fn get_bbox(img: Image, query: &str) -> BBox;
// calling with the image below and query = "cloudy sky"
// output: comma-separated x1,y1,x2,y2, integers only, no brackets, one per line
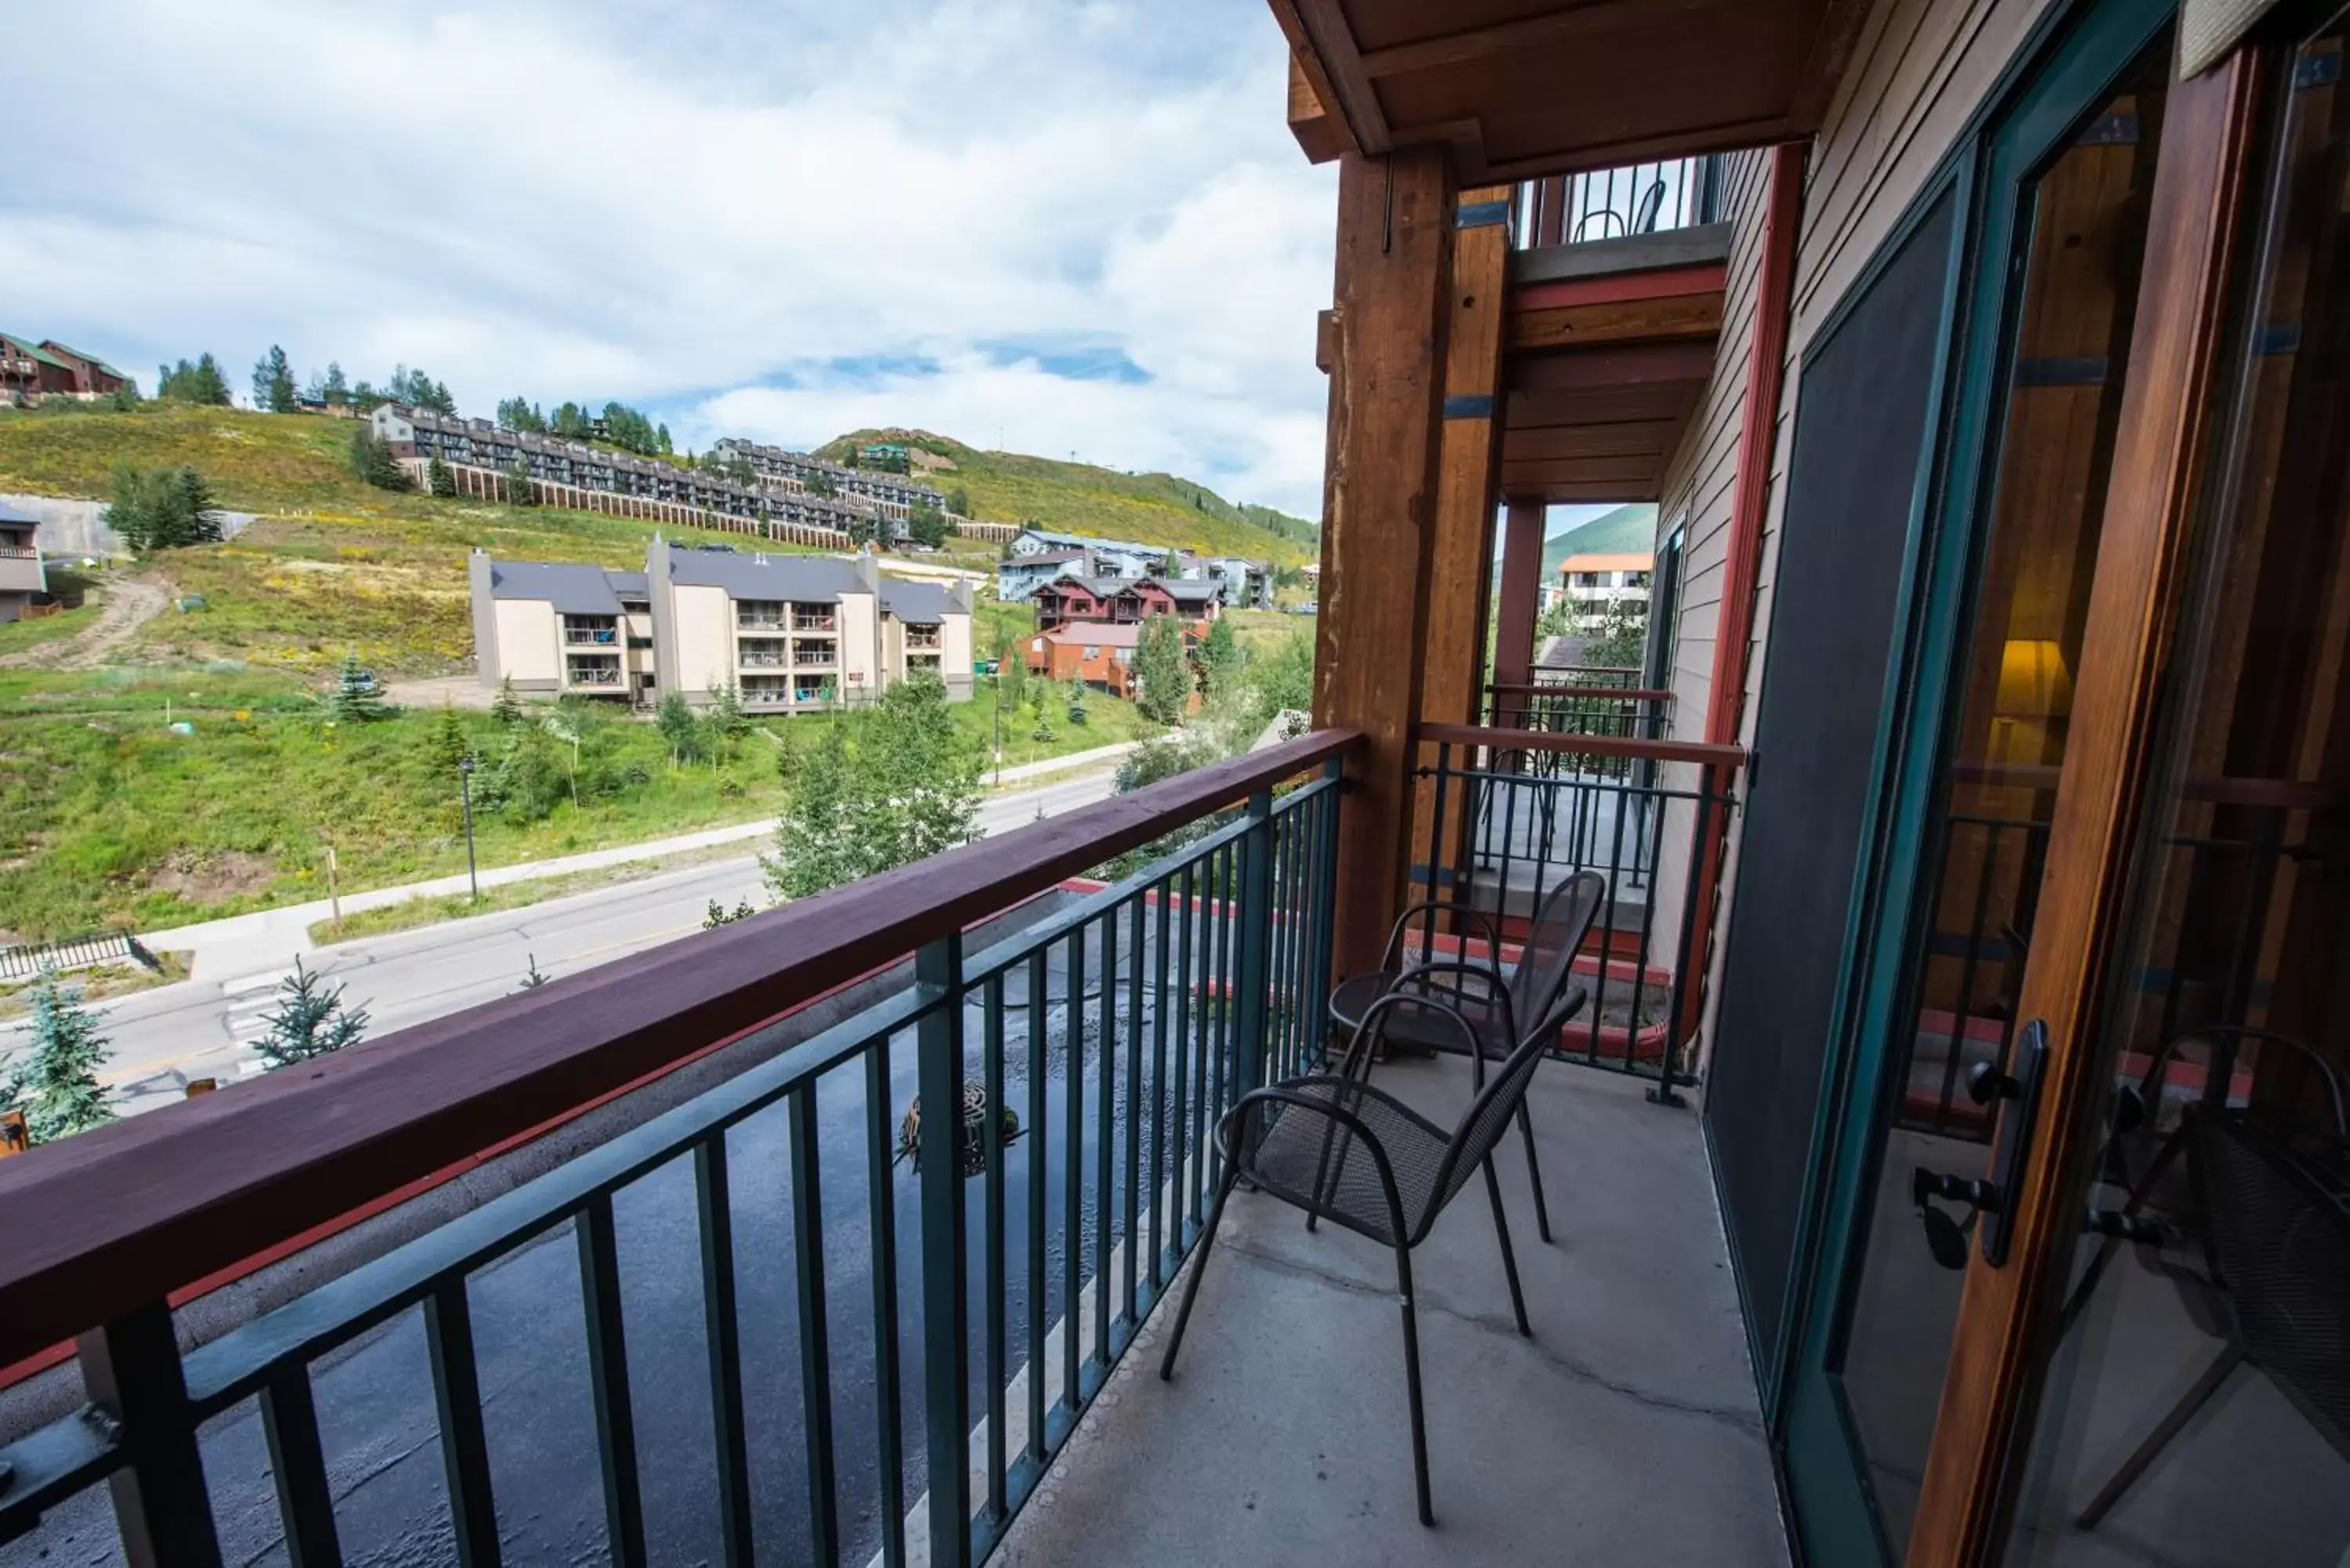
6,0,1346,516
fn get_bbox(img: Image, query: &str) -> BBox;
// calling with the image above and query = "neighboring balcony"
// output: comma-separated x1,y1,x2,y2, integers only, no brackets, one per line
0,548,44,594
905,628,942,651
0,726,1767,1568
561,616,619,648
563,656,623,688
738,638,790,670
794,639,838,669
792,606,837,634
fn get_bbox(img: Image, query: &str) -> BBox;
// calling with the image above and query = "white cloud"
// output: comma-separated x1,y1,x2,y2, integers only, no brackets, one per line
3,0,1337,514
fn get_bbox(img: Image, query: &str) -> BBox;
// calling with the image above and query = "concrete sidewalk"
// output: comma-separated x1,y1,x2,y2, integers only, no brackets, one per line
139,739,1147,983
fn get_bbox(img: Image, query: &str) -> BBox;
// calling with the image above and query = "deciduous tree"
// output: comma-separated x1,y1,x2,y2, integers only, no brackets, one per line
252,345,297,412
1135,614,1189,725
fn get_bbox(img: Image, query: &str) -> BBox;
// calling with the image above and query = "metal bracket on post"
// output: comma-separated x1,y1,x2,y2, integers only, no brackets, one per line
78,1302,223,1568
914,932,972,1568
1232,788,1278,1107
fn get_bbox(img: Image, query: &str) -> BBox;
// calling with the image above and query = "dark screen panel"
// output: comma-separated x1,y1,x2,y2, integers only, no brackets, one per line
1705,188,1958,1378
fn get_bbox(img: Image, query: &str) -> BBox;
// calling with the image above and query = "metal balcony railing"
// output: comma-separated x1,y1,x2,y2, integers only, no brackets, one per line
563,625,618,646
565,663,623,687
1517,154,1725,247
1410,724,1742,1086
0,732,1356,1568
0,544,39,561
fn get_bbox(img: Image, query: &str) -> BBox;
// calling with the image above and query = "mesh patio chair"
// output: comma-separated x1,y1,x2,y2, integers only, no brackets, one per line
2076,1107,2350,1527
1159,987,1585,1526
2059,1025,2346,1340
1325,870,1608,1243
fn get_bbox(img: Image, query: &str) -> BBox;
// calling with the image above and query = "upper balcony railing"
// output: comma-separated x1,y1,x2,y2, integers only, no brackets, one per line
0,731,1357,1568
1516,154,1725,249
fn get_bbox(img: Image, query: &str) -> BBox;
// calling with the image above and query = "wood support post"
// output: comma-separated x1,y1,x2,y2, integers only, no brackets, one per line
1492,497,1548,689
1311,145,1456,981
1413,182,1514,895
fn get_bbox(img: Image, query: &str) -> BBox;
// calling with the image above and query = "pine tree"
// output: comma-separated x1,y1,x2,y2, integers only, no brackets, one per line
518,954,551,991
254,958,369,1068
4,971,114,1143
252,345,297,412
322,361,349,406
656,690,706,765
710,682,748,752
1199,616,1239,701
429,702,472,771
107,462,222,551
348,426,412,491
1135,614,1189,725
492,674,523,724
327,654,386,722
428,455,456,497
1066,680,1090,726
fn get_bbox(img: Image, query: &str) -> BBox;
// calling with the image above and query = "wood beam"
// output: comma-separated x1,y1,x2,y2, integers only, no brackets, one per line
1312,145,1455,980
1416,183,1517,885
1289,53,1352,164
1510,262,1728,313
1271,0,1390,154
1491,497,1547,690
1507,341,1717,392
1507,292,1724,354
1510,482,1665,503
1499,454,1665,486
1358,0,1697,80
1504,385,1694,428
1501,420,1680,461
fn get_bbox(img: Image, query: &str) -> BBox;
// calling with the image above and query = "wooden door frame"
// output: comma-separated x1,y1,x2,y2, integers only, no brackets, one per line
1904,42,2266,1568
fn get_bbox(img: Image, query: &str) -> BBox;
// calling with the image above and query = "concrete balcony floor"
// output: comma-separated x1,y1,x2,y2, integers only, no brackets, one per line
990,1057,1786,1567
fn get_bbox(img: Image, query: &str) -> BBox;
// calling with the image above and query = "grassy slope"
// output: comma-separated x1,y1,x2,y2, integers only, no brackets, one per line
1538,503,1658,580
0,404,1173,940
817,428,1318,567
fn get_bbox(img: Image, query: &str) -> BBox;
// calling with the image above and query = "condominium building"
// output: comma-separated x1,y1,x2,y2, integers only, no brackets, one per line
1000,529,1271,609
0,507,47,623
1032,574,1224,631
708,438,945,522
1556,551,1653,632
468,540,973,713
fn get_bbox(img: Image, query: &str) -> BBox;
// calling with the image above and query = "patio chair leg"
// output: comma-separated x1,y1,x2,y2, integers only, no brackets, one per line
2075,1343,2243,1528
1517,1102,1553,1244
1392,1242,1434,1527
1484,1158,1531,1337
1159,1165,1240,1382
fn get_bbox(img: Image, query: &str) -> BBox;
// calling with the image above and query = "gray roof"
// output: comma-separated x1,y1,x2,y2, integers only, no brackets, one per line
880,580,954,625
604,571,649,598
487,560,624,615
0,505,40,526
662,544,868,602
1154,579,1224,603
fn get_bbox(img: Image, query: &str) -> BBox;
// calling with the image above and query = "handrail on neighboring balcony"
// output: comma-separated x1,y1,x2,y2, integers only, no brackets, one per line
0,727,1363,1368
1486,681,1674,703
1420,721,1743,770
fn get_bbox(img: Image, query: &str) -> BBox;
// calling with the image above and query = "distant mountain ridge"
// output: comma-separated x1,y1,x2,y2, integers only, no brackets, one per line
817,428,1318,566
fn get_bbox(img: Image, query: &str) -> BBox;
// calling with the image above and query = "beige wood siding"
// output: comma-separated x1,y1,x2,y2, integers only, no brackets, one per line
671,584,734,701
492,599,559,685
1643,0,2061,1044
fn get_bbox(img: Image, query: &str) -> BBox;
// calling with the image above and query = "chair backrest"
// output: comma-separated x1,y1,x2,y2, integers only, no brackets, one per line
1632,178,1668,234
1507,871,1606,1047
2120,1026,2348,1186
2192,1111,2350,1463
1419,988,1584,1241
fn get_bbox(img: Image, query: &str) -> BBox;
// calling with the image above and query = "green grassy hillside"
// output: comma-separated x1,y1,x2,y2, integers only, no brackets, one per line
1539,503,1657,579
817,428,1318,566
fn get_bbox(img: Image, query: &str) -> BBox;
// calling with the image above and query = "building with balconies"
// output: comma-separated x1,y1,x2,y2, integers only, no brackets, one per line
465,557,655,703
9,9,2350,1568
0,506,47,623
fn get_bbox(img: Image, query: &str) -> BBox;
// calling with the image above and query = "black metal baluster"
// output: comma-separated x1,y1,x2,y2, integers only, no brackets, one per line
1123,895,1145,1327
79,1302,223,1568
1188,860,1214,1227
982,975,1008,1523
1170,864,1195,1240
788,1085,839,1563
1025,951,1048,1466
914,938,973,1568
577,1193,646,1568
866,1037,908,1568
1094,912,1116,1365
261,1365,342,1568
695,1133,755,1568
1148,877,1172,1286
424,1280,501,1568
1062,927,1086,1412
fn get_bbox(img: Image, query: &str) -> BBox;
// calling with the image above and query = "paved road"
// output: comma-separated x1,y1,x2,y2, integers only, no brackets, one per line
2,771,1122,1116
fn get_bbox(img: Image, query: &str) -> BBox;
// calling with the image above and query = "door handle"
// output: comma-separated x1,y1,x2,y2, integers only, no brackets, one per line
1910,1019,2050,1269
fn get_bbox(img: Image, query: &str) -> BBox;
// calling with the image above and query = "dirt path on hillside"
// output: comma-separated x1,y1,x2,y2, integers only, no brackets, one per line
0,573,172,670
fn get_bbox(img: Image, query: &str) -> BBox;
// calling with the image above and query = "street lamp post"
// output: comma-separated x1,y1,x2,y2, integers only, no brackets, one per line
457,756,479,901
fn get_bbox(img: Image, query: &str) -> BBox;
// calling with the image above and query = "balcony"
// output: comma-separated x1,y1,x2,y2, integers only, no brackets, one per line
564,658,623,688
793,605,838,634
0,727,1759,1567
562,620,619,648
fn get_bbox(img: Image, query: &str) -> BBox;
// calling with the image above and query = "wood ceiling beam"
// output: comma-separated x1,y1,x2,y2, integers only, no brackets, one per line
1271,0,1390,154
1504,479,1665,504
1499,454,1664,486
1507,341,1716,392
1503,387,1694,428
1507,292,1723,354
1358,0,1705,80
1473,114,1793,182
1288,54,1353,164
1500,421,1681,461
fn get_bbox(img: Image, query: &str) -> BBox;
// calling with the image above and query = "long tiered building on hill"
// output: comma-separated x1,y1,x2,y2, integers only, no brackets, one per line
371,407,1018,548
